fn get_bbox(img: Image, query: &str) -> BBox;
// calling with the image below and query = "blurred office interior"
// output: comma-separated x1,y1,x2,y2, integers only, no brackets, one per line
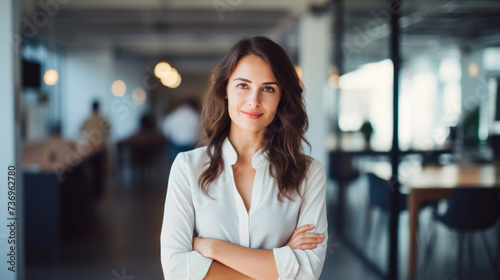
1,0,500,279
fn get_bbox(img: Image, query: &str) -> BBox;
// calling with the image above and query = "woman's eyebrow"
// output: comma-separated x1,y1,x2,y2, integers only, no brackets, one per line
233,77,277,85
262,82,278,85
233,77,251,83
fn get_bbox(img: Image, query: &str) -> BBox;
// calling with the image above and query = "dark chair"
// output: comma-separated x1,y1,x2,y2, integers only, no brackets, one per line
363,173,408,252
367,172,407,213
129,142,166,181
422,188,500,279
330,151,359,235
364,173,435,255
117,132,166,183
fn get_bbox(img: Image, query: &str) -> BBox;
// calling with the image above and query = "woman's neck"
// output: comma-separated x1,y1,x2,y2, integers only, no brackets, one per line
228,126,264,164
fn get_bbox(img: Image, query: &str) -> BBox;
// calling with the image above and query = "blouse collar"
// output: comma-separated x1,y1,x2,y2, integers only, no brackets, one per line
222,137,268,168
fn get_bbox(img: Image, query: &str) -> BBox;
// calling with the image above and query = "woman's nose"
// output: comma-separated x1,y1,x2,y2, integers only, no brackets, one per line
247,89,261,107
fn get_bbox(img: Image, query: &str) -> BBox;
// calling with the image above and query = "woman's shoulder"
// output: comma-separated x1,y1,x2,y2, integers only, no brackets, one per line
304,155,326,179
175,146,209,166
173,146,214,174
304,155,324,170
289,155,327,198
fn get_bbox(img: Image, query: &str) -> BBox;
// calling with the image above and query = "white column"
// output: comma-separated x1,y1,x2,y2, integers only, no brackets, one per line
299,12,331,168
0,0,21,279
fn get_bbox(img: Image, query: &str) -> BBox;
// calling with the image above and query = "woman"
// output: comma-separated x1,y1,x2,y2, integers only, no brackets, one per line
160,36,328,280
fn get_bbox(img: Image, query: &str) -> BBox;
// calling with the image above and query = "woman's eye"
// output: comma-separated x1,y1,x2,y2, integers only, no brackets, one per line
237,84,248,89
263,87,275,93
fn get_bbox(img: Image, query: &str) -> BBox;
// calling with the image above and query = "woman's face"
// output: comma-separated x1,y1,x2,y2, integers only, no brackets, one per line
225,54,282,134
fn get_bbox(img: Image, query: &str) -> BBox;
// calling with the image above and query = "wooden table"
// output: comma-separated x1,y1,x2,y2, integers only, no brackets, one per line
361,162,500,277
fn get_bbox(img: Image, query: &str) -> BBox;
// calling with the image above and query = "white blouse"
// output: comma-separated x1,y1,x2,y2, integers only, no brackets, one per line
160,137,328,280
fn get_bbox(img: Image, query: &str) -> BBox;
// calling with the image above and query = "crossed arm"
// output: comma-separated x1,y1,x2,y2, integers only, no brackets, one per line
204,261,254,280
161,155,328,280
196,240,277,280
192,224,324,280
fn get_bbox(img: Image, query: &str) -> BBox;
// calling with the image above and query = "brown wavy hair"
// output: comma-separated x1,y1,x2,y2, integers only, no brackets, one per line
198,36,311,201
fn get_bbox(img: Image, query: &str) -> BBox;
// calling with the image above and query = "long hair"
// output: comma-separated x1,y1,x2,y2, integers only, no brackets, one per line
198,36,311,201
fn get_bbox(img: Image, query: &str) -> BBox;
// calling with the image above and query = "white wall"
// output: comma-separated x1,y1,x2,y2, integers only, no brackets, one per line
110,58,148,140
62,47,114,139
62,47,146,142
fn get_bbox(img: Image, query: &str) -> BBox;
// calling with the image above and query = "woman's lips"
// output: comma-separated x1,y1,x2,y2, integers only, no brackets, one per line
241,111,263,119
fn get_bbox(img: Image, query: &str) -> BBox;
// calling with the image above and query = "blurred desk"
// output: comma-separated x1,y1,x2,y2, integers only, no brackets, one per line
328,149,452,236
328,148,454,182
22,136,106,250
22,136,78,172
362,162,500,277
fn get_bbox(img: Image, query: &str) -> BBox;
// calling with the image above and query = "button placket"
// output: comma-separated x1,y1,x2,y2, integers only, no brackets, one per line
229,164,250,247
222,137,268,248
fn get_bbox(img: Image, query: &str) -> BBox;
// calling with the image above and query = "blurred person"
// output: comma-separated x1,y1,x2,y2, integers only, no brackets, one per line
127,114,166,145
121,114,167,181
80,100,112,182
80,100,111,151
160,37,328,279
360,120,374,150
161,99,201,162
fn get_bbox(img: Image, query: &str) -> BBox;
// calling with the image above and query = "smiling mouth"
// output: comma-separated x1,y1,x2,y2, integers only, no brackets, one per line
241,111,263,119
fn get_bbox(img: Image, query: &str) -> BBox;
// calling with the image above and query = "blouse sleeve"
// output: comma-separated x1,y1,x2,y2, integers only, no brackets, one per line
272,159,329,280
160,153,214,280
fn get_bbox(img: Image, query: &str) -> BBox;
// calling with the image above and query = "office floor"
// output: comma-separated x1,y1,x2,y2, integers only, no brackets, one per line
26,165,499,280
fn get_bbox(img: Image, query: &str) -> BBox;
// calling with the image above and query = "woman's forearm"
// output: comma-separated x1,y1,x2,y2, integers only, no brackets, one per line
207,240,279,280
204,261,254,280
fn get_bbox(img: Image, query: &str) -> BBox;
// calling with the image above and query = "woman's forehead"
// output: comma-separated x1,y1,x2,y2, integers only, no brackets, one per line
229,54,276,83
